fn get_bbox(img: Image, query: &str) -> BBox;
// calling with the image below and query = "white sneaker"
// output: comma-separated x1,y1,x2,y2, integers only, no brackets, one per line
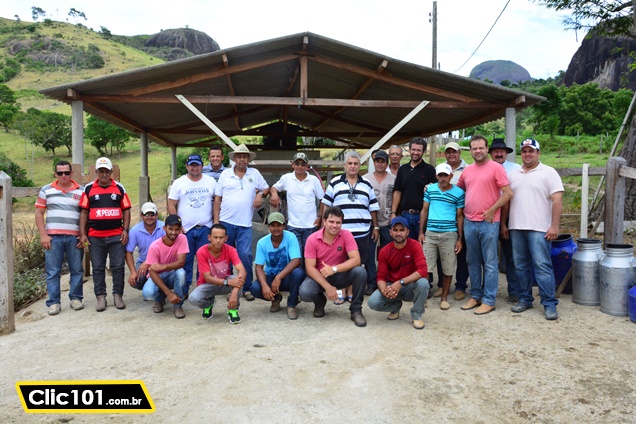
70,299,84,311
48,304,61,315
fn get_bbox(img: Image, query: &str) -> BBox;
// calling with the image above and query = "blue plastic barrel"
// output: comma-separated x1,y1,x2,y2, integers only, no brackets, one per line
551,234,577,294
629,285,636,323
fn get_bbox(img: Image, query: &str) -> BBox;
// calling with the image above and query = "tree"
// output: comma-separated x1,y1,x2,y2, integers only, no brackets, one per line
99,26,112,39
530,84,563,138
0,84,20,132
31,7,46,22
85,115,132,156
14,108,72,156
67,8,87,23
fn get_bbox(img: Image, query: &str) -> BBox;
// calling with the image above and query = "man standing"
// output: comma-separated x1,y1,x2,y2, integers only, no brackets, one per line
321,150,379,265
489,138,522,304
368,216,430,329
269,152,324,256
79,157,131,312
363,150,395,294
456,135,512,315
508,139,564,320
299,206,368,327
202,145,227,181
168,154,216,297
388,145,403,176
391,137,437,239
214,144,269,301
250,212,305,320
35,160,84,315
146,214,189,319
418,163,464,310
189,224,247,324
125,202,165,299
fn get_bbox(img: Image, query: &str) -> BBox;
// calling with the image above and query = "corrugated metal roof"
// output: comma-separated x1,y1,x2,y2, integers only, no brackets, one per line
40,32,543,148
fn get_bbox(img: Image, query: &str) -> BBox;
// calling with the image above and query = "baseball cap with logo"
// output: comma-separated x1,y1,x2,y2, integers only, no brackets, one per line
435,163,453,175
267,212,286,225
520,139,540,150
444,142,461,152
292,152,309,163
164,214,182,227
95,157,112,170
141,202,158,215
187,154,203,165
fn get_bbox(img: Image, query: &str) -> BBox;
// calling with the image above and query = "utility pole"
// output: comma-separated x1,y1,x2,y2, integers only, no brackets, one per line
430,1,437,69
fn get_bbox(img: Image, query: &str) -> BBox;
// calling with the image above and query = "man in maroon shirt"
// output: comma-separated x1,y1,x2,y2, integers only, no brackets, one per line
368,216,430,329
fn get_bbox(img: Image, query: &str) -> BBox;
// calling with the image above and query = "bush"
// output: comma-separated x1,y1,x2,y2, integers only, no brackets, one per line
0,152,34,187
14,268,47,311
13,224,47,311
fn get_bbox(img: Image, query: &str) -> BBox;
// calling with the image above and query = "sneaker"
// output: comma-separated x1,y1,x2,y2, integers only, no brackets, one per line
70,299,84,311
243,291,255,301
432,287,443,298
113,294,126,310
454,290,466,301
153,300,164,313
96,295,107,312
544,306,559,321
413,319,425,330
387,300,402,320
174,307,185,319
48,304,61,316
270,294,283,313
287,307,298,320
511,302,533,313
202,305,213,319
227,309,241,324
350,311,367,327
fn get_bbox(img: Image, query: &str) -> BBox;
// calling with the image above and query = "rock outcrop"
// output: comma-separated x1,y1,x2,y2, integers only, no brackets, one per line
144,28,220,60
469,60,531,84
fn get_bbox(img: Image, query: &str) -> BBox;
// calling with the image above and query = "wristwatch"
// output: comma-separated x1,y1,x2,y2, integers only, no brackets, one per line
399,279,405,286
223,278,229,286
332,266,338,274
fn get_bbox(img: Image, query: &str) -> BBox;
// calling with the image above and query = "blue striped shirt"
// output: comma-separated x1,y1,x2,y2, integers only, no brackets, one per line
423,183,465,232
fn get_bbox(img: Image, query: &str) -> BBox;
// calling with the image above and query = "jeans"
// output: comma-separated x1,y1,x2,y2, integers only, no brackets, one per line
249,268,306,308
89,235,125,297
189,282,238,310
400,212,420,240
287,225,316,258
130,263,157,300
354,232,370,265
510,230,559,308
378,226,392,251
45,235,84,306
152,268,187,308
222,222,254,293
184,226,210,295
500,236,522,298
464,220,500,307
367,278,430,320
366,226,391,290
299,266,367,312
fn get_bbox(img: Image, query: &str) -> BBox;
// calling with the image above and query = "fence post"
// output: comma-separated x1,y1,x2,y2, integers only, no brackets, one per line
0,172,15,335
580,164,589,238
605,157,626,245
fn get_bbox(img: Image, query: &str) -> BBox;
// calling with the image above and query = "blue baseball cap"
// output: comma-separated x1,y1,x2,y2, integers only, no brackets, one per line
520,139,540,150
187,154,203,165
390,216,409,228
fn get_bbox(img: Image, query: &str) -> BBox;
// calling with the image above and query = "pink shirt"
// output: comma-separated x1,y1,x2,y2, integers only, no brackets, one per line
304,228,358,271
457,160,509,222
145,234,189,265
196,244,242,286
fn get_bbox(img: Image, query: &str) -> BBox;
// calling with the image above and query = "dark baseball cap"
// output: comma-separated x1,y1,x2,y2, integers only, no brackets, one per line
373,151,389,161
165,214,182,227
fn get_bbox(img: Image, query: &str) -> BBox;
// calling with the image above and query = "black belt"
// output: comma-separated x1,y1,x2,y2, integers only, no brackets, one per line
402,209,420,215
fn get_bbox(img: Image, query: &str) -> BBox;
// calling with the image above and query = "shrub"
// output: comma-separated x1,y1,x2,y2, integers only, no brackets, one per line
13,268,47,311
12,224,47,311
0,152,34,187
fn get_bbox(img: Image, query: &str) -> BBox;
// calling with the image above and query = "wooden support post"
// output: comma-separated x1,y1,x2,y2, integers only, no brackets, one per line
505,107,517,163
605,157,626,245
71,100,84,174
0,172,15,335
139,176,150,208
580,164,589,238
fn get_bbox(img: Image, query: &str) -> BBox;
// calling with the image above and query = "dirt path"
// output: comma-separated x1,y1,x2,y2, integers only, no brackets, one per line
1,269,634,423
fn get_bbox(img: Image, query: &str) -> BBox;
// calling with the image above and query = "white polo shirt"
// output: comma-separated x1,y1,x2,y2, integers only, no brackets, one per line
215,166,268,227
272,172,324,229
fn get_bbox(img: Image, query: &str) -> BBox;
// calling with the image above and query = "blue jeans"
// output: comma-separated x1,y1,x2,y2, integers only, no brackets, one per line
184,226,210,295
249,268,306,308
287,225,316,258
510,230,559,308
131,263,157,300
366,226,391,289
400,212,420,240
89,235,125,297
500,236,522,298
299,266,367,312
464,220,500,306
368,278,430,320
222,222,254,293
152,268,187,308
45,235,84,306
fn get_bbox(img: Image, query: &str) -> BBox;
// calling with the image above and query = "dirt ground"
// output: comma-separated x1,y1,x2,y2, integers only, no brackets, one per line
1,262,635,423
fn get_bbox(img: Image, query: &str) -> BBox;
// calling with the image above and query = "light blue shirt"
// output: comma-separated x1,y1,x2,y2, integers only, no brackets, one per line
255,230,301,277
126,220,165,266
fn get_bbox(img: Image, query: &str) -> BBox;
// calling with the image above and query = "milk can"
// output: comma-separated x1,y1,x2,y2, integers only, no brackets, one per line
599,243,636,316
572,238,604,306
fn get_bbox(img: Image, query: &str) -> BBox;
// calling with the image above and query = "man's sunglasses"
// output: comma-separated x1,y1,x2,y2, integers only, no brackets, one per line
56,171,72,176
144,212,157,217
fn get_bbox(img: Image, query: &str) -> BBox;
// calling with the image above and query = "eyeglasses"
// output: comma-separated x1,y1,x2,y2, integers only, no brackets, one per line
56,171,72,176
144,212,157,217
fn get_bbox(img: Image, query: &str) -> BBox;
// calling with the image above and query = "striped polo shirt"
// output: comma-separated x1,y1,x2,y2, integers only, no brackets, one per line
321,174,379,238
423,183,465,232
80,179,132,237
35,180,83,236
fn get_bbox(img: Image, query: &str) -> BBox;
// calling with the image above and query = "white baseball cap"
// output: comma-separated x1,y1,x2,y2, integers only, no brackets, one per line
435,163,453,175
95,157,112,170
141,202,158,215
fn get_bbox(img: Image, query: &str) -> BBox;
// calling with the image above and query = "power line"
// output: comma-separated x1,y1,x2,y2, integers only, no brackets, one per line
454,0,511,74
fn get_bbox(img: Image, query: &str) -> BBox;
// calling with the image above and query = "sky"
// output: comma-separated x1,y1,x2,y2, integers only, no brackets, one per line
0,0,584,79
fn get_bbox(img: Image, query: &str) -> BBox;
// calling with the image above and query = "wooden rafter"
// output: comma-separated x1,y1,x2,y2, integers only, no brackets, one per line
222,54,241,131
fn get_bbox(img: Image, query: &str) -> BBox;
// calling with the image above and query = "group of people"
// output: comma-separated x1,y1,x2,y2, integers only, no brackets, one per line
36,133,564,328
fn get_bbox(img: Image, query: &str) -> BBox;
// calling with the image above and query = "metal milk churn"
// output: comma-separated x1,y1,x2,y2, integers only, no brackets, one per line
572,238,604,306
599,243,636,316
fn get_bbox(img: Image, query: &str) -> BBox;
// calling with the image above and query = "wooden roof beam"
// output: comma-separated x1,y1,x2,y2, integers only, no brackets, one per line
222,53,242,131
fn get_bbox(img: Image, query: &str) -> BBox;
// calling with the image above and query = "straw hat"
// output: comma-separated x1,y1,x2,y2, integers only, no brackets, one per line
228,144,256,161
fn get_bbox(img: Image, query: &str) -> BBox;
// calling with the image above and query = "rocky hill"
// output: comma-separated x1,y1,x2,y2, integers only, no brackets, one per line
469,60,532,84
563,34,636,91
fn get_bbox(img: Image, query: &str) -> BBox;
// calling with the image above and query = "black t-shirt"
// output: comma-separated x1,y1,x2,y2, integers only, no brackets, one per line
393,160,437,212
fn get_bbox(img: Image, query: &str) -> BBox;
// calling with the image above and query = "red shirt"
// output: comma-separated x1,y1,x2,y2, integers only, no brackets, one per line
196,244,242,286
80,179,131,237
377,238,428,283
